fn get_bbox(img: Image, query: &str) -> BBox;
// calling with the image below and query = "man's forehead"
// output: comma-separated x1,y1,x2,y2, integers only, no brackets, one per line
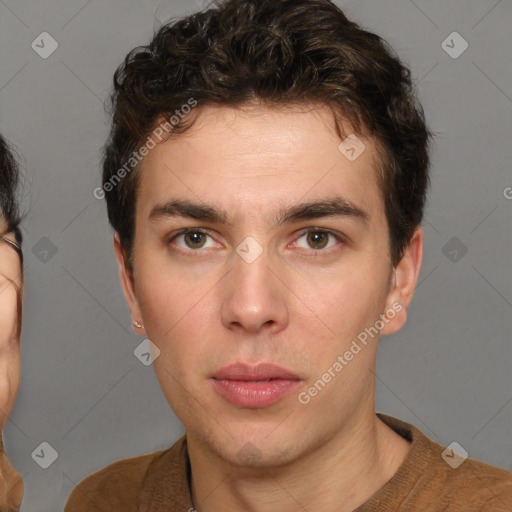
136,103,383,221
151,102,373,153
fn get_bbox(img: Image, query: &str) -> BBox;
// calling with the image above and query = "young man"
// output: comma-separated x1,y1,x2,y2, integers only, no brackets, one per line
67,0,512,510
0,133,24,511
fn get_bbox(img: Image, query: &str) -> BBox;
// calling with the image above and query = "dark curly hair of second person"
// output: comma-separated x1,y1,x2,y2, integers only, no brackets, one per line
101,0,432,272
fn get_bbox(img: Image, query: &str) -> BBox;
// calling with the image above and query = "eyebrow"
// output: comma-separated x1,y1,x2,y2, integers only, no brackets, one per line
148,196,370,228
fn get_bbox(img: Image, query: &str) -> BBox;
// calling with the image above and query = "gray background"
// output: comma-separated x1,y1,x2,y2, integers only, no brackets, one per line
0,0,511,510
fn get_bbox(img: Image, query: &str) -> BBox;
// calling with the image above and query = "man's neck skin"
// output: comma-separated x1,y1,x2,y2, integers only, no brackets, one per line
187,399,411,512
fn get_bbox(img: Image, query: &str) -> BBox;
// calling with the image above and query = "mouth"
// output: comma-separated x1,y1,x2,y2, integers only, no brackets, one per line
210,362,302,408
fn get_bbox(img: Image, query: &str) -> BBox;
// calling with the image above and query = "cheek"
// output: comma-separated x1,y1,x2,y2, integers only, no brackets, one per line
296,268,390,379
0,285,18,345
134,267,214,368
143,283,216,418
304,270,382,334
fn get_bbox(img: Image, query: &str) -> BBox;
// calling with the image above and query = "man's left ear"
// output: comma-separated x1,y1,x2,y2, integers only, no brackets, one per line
380,225,423,335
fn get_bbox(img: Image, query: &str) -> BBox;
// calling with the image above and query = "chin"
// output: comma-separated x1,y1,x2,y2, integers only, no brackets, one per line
200,425,301,470
227,442,297,470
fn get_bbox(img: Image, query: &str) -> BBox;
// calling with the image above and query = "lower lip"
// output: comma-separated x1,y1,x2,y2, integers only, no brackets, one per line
211,378,301,408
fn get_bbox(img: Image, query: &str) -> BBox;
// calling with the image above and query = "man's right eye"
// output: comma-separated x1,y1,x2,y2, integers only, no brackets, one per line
167,228,218,251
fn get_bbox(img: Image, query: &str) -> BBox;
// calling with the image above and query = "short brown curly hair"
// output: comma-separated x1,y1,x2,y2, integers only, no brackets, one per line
101,0,433,271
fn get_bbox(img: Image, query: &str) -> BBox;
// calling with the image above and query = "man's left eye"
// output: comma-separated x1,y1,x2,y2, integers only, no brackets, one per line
294,229,343,251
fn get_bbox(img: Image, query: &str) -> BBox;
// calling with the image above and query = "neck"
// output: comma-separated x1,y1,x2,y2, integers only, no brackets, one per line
187,404,410,512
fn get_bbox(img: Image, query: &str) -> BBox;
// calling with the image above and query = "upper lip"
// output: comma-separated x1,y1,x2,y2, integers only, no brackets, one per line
212,363,301,381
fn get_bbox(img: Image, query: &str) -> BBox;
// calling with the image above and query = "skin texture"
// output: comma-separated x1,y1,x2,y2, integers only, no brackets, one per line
114,103,423,512
0,219,23,510
0,219,21,429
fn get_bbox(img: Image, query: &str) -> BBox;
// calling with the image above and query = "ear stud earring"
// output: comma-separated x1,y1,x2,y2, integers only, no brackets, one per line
133,320,144,329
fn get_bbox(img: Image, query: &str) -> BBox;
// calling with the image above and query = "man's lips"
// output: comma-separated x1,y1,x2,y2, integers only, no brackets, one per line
211,362,301,381
210,363,302,408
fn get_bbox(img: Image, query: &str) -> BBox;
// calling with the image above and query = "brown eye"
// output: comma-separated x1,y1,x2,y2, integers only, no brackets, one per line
306,231,329,249
293,228,344,254
184,231,207,249
168,228,218,252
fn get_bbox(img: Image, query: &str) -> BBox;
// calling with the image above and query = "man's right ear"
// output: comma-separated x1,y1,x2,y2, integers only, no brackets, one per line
113,233,145,334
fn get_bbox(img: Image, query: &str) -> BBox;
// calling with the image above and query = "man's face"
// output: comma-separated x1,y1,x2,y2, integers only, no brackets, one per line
0,220,22,428
116,104,421,467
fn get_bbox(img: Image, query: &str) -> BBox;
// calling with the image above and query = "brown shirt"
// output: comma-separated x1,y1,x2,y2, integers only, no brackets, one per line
65,413,512,511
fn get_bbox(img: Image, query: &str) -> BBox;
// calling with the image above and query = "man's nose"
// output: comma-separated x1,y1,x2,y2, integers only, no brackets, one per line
219,243,289,334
